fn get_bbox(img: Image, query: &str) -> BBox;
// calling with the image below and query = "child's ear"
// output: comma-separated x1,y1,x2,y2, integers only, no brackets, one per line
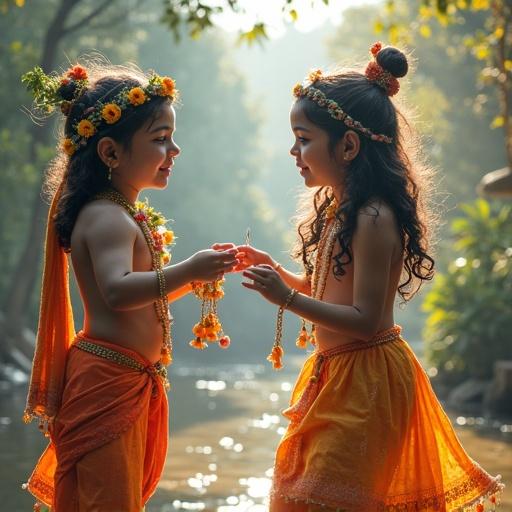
97,137,119,168
341,130,360,162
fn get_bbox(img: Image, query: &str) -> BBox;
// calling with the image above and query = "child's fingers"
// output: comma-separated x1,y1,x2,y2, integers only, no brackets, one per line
241,281,259,291
246,265,273,277
212,242,236,251
242,270,267,285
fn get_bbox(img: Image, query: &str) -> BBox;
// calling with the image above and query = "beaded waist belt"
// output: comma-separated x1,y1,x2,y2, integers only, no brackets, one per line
74,339,168,384
317,325,402,359
307,326,402,384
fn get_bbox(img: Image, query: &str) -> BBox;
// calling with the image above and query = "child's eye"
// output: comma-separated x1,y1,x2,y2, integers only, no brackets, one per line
154,136,168,143
298,137,309,143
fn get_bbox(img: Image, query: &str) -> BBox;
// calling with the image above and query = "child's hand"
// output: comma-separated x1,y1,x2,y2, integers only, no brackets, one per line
242,265,290,306
232,245,274,272
212,243,240,273
187,249,237,282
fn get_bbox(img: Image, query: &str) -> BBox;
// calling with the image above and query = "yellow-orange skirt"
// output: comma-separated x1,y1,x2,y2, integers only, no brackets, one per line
270,326,504,512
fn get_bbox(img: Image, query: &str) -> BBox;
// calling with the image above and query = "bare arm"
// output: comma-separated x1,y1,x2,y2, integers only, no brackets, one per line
85,203,237,311
243,205,399,341
167,283,193,303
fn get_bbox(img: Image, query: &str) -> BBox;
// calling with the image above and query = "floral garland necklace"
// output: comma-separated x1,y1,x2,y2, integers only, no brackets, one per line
96,188,174,374
189,280,230,350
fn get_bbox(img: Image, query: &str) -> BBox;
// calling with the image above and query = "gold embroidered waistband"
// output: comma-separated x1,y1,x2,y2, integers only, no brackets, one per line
317,325,402,359
74,339,168,383
308,325,402,383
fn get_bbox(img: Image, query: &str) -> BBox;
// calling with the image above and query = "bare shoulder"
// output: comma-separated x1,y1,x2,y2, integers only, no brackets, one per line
357,199,398,233
353,199,401,254
74,199,137,244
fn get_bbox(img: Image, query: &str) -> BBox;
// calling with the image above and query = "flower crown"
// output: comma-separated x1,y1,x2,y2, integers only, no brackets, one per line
365,41,400,97
22,64,178,156
292,65,393,144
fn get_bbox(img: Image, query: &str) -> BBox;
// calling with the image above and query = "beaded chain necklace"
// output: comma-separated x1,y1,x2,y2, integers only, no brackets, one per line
96,188,173,375
296,203,340,349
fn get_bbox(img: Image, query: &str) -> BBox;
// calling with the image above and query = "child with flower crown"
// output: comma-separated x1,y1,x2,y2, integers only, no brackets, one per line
21,62,237,512
217,43,504,511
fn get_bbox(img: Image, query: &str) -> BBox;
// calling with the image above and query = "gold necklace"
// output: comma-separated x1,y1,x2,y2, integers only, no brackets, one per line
96,188,173,373
296,208,340,349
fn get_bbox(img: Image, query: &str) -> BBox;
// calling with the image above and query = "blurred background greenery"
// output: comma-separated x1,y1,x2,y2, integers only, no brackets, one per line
1,0,511,510
1,0,510,382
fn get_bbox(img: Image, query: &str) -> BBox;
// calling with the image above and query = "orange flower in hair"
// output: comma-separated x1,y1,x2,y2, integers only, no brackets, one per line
101,103,122,124
160,77,176,97
67,65,88,81
62,138,76,156
308,68,323,83
292,83,303,97
127,87,146,106
370,41,382,56
77,119,96,138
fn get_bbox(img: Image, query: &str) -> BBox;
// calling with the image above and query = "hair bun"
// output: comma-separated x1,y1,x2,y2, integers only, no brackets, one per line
57,80,80,101
376,47,408,78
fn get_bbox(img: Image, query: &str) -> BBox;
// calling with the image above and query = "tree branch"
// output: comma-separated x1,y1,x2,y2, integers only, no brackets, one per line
61,0,112,36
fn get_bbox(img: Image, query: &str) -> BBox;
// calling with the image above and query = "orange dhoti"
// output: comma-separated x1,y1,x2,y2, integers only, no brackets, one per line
271,326,504,512
26,334,169,512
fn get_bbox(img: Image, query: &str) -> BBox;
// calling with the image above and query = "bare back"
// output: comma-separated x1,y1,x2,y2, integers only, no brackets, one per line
71,199,163,362
315,201,403,350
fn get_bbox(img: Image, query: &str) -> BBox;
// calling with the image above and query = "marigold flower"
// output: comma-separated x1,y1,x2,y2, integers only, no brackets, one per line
161,251,171,265
77,119,95,138
101,103,122,124
292,83,303,97
163,229,174,245
192,323,207,338
308,69,323,83
160,77,176,97
127,87,146,106
189,337,207,350
67,65,88,81
62,138,76,156
160,348,172,365
267,345,284,370
296,330,308,349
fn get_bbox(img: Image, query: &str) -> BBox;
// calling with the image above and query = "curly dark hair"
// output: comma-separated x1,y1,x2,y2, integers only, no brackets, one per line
292,46,436,301
44,63,173,251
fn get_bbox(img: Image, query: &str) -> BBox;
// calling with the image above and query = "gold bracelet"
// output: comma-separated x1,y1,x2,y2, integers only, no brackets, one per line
281,287,298,309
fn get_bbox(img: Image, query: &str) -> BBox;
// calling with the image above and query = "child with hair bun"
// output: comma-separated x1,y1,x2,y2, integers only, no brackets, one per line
224,42,504,511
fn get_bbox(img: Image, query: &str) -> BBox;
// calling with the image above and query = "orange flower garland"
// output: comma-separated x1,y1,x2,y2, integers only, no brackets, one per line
190,279,230,350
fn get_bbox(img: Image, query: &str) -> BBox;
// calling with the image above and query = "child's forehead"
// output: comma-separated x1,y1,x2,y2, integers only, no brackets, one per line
289,102,313,130
144,103,176,132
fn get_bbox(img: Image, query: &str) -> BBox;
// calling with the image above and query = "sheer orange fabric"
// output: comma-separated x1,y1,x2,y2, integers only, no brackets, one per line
26,335,168,511
24,183,75,429
270,326,503,512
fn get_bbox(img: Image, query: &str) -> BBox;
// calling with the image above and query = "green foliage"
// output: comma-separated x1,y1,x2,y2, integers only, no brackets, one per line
21,66,63,113
423,199,512,381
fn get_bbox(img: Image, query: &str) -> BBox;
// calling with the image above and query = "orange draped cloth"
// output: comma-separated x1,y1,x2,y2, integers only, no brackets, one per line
271,326,504,512
26,334,168,511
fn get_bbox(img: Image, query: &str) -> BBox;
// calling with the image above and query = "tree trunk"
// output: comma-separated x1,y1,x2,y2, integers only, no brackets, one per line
1,0,78,358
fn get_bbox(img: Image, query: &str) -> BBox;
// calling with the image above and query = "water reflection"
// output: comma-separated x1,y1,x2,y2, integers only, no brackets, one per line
2,361,511,511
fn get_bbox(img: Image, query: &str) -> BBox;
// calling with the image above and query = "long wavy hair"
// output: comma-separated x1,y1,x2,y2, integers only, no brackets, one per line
292,47,436,301
44,62,172,251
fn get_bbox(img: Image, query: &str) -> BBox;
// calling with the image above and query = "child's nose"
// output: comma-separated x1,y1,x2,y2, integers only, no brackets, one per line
169,142,181,157
290,143,298,156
